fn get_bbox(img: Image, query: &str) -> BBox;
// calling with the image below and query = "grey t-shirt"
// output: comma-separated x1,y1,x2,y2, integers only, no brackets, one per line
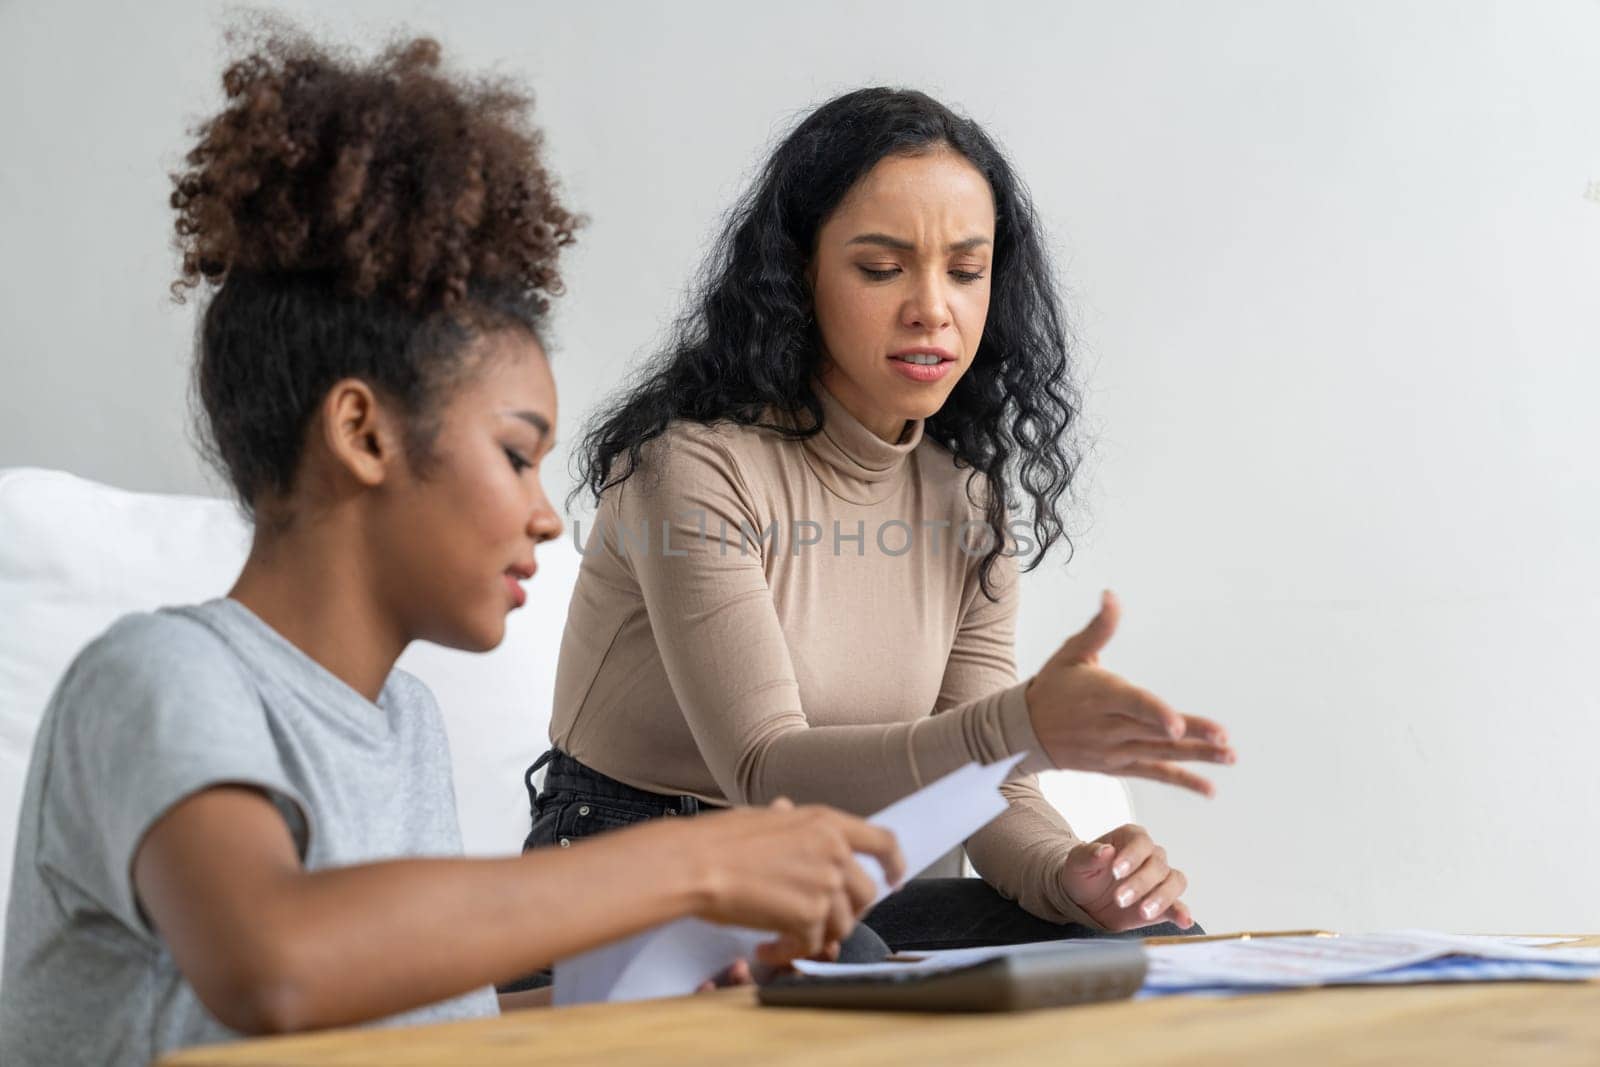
0,599,498,1065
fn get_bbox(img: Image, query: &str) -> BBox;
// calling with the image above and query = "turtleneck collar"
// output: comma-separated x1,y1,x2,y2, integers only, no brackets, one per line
792,382,924,505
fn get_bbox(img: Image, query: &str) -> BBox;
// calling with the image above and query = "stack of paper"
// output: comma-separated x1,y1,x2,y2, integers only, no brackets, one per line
1142,930,1600,996
793,931,1600,997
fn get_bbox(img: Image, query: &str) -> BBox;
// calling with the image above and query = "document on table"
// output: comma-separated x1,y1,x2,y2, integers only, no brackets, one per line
551,753,1029,1005
1141,930,1600,995
793,930,1600,994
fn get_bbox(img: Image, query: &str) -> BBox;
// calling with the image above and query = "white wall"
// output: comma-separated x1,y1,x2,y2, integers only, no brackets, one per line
3,0,1597,934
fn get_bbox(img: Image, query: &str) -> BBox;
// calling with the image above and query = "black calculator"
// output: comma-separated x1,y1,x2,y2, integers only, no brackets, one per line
757,941,1147,1013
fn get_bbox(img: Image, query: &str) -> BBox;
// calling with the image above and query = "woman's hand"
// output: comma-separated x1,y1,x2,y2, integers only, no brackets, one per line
679,799,904,966
1059,824,1195,931
1025,591,1235,796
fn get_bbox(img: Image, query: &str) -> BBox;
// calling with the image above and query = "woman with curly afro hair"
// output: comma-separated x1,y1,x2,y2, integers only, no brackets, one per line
0,28,903,1062
531,88,1237,954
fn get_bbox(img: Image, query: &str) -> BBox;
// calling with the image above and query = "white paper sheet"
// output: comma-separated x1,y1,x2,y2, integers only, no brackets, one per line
602,920,769,1003
1143,930,1600,993
552,752,1029,1005
1435,934,1581,948
1388,930,1599,961
863,752,1026,900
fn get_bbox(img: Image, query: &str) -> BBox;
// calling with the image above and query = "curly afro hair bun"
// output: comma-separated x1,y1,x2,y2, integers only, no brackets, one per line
172,28,576,311
174,24,580,514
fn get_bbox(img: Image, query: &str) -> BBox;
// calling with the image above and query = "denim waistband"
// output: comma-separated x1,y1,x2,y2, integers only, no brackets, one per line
527,748,722,818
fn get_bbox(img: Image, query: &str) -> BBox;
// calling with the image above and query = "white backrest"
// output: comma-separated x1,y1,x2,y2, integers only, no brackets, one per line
0,468,579,974
1032,771,1134,846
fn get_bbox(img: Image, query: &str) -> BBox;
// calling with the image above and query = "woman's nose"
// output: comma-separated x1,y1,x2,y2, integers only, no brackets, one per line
901,273,953,332
527,494,564,544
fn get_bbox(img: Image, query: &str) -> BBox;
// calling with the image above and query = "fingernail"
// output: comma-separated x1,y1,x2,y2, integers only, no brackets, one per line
1141,899,1162,919
1113,860,1131,879
1116,887,1135,908
1096,844,1114,858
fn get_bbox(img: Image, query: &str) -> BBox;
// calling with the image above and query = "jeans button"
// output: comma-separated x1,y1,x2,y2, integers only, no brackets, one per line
559,837,571,847
578,805,590,816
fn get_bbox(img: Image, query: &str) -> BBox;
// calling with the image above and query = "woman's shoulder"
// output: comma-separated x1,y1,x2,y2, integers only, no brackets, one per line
42,605,252,737
658,414,791,453
633,415,793,486
654,416,742,452
66,605,237,683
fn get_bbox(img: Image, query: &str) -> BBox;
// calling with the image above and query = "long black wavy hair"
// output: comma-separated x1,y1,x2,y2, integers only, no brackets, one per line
576,87,1079,596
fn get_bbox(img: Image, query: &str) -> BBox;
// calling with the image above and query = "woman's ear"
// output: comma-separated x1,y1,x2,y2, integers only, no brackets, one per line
318,378,400,489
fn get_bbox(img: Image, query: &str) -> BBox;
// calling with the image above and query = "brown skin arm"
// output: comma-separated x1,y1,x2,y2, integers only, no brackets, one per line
134,786,904,1034
134,786,702,1034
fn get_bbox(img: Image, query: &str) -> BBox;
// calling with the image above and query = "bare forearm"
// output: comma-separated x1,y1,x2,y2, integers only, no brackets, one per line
140,789,896,1036
257,823,701,1030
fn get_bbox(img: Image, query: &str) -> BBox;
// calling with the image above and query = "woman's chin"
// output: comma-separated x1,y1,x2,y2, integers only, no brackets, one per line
430,613,508,655
891,390,956,423
473,616,510,653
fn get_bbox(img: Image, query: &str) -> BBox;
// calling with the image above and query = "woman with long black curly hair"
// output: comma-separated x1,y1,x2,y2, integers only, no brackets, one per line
528,88,1236,953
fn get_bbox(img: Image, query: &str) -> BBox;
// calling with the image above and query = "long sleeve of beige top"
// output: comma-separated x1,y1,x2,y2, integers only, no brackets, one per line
550,386,1097,926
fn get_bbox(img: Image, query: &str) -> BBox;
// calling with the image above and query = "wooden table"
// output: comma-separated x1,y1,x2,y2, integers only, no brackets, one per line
162,936,1600,1066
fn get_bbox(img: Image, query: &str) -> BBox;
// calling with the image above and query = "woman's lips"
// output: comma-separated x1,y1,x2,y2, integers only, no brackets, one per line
503,572,527,610
889,356,955,383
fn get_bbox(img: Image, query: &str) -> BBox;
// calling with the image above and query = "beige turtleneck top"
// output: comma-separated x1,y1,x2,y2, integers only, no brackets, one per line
549,385,1094,926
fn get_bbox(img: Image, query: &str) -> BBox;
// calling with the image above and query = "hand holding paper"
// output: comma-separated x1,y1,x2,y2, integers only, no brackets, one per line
688,799,902,962
860,752,1026,901
553,753,1030,1005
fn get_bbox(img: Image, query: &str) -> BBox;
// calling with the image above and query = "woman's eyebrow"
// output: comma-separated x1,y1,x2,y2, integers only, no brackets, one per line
845,232,992,252
501,409,552,444
847,232,916,251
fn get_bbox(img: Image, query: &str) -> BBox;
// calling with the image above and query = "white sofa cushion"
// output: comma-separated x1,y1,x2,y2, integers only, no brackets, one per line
0,466,1130,974
0,467,578,976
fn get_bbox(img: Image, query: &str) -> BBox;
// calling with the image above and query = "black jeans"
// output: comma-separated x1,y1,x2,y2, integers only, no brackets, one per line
503,749,1200,990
